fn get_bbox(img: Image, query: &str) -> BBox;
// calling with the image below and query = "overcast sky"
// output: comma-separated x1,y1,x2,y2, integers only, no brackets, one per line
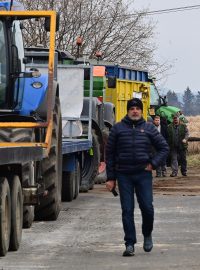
131,0,200,93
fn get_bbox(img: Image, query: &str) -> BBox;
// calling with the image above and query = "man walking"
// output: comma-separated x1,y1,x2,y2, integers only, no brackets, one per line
153,115,168,177
168,114,189,177
106,98,169,256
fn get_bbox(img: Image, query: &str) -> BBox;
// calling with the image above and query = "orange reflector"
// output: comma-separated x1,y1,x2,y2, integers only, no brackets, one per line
93,66,105,77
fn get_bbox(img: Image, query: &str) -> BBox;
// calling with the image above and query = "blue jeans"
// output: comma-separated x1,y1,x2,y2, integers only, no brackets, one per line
117,171,154,247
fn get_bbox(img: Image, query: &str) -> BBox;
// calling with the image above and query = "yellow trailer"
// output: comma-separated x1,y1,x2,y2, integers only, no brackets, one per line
104,65,150,122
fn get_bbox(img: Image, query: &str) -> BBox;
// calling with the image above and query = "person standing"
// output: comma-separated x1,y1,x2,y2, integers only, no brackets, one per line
168,114,189,177
153,115,168,177
106,98,169,256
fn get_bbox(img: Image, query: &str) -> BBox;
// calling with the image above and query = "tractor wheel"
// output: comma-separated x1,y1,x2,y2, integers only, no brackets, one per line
0,128,35,229
22,162,35,229
0,177,11,257
80,132,100,192
8,175,23,251
35,97,62,221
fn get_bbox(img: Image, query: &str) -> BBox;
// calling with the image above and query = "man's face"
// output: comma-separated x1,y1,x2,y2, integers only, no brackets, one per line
127,106,142,120
173,117,179,125
153,117,160,126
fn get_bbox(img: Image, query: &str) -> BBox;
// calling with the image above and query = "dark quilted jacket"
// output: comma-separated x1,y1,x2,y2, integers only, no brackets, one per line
106,115,169,181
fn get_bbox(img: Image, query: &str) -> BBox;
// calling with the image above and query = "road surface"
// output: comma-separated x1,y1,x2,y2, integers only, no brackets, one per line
0,168,200,269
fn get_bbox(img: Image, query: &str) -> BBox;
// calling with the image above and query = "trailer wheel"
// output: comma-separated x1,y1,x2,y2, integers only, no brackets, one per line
80,132,100,192
35,97,62,221
74,160,81,199
62,171,75,202
8,175,23,251
0,128,34,228
0,177,11,257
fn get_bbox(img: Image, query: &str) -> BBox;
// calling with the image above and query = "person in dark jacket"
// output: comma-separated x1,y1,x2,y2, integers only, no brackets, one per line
168,114,189,177
106,98,169,257
153,115,168,177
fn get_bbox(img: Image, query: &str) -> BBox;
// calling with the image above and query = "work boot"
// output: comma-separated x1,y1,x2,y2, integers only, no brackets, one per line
123,245,135,256
143,235,153,252
156,174,161,177
170,172,177,177
182,172,187,176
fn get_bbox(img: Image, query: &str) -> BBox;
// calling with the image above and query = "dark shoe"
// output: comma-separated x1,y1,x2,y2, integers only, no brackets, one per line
123,245,135,256
162,173,167,177
143,235,153,252
170,173,177,177
182,173,187,176
156,174,161,177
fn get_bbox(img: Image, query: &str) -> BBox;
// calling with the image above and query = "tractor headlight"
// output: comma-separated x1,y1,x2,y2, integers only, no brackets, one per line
31,71,41,78
31,82,43,89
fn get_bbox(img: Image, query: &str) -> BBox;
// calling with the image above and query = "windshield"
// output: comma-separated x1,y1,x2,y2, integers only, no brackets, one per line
150,83,160,106
0,21,7,106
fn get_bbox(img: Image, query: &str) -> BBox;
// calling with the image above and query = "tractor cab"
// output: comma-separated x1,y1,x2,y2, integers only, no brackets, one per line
0,1,27,111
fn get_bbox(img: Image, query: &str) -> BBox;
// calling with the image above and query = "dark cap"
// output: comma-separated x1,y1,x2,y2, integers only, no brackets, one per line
127,98,143,111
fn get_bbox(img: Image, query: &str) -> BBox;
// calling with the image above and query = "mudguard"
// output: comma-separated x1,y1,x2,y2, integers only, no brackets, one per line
103,102,115,128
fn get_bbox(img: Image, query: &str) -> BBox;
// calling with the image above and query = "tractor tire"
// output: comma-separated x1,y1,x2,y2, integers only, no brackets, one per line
80,132,100,192
62,171,75,202
0,177,11,257
0,128,35,229
35,97,62,221
8,175,23,251
22,162,35,229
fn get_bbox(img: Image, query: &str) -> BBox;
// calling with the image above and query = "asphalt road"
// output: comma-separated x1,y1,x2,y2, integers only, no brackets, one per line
0,184,200,270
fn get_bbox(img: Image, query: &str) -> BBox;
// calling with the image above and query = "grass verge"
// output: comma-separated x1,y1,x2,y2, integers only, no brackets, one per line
187,154,200,167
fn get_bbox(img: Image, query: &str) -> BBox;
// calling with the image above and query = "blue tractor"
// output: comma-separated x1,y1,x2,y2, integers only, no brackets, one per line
0,1,62,256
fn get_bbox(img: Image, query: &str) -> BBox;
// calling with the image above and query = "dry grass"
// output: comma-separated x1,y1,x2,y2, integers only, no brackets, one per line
187,154,200,167
187,116,200,155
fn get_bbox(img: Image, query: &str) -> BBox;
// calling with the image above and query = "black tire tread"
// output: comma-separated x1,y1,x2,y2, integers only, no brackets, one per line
0,177,11,257
8,175,23,251
34,97,62,221
80,130,100,192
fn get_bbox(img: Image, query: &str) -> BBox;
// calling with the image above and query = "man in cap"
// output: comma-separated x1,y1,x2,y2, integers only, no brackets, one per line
106,98,169,256
168,114,189,177
153,115,168,177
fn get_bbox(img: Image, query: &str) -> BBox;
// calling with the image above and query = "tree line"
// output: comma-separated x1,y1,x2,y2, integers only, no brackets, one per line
166,87,200,116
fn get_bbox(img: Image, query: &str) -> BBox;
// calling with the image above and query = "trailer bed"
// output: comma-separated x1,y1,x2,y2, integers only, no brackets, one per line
62,139,92,154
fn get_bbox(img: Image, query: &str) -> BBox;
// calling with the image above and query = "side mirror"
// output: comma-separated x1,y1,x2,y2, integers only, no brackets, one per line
45,12,60,32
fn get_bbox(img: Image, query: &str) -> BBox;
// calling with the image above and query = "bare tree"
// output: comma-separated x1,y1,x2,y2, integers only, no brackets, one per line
19,0,170,77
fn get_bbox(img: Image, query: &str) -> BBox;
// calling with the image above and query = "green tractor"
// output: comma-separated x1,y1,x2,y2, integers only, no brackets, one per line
149,81,187,124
